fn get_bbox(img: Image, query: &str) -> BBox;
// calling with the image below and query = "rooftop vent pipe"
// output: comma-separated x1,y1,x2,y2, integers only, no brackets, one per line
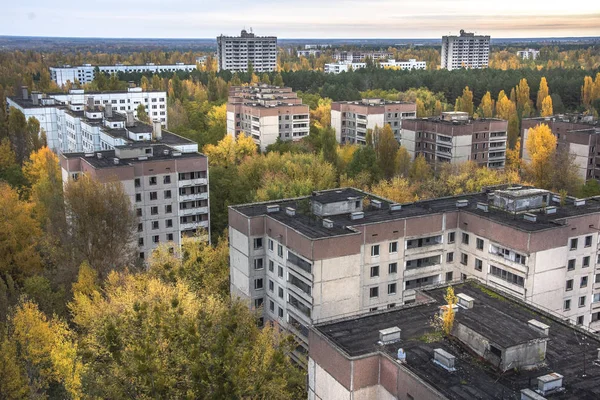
378,327,401,344
433,348,456,372
456,199,469,208
350,211,364,220
524,213,537,222
266,205,280,213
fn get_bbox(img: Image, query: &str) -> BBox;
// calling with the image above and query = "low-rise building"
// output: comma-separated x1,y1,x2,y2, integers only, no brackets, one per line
402,112,508,168
324,59,426,74
324,62,366,74
297,49,323,58
309,280,600,399
331,99,417,144
333,51,393,63
522,115,600,181
60,110,209,261
50,63,197,86
229,185,600,365
7,87,168,152
226,84,309,151
517,49,541,60
380,59,427,70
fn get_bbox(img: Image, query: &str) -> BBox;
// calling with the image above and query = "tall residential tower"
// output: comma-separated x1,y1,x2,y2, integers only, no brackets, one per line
441,30,490,71
216,30,277,72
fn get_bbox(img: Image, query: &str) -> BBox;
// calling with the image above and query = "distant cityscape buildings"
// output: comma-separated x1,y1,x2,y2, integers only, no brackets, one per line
49,63,197,86
216,29,277,72
517,48,541,60
441,30,490,70
330,99,417,144
226,85,309,151
402,112,508,169
7,87,168,152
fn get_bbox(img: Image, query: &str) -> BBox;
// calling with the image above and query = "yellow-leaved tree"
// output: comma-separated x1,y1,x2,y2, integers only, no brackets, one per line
0,183,42,282
541,95,553,117
310,98,332,131
454,86,474,116
369,177,416,203
442,286,458,336
478,91,494,118
203,133,257,167
536,77,550,113
10,301,83,398
524,124,557,189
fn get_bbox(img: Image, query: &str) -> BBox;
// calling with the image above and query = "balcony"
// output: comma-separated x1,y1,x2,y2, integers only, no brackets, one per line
178,178,208,187
287,252,312,274
179,206,209,216
180,220,209,231
405,236,444,255
489,252,528,275
179,192,208,202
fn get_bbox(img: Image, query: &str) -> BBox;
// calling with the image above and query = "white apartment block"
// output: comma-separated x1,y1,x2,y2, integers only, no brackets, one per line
50,63,197,86
402,112,508,169
379,58,427,70
441,30,490,70
7,87,167,153
331,99,417,144
60,108,209,261
333,51,393,63
324,59,426,74
226,85,309,151
297,49,323,58
216,30,277,72
229,186,600,365
517,49,540,60
324,62,366,74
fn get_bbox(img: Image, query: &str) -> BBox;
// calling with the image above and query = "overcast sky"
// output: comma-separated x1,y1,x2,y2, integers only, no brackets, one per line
2,0,599,38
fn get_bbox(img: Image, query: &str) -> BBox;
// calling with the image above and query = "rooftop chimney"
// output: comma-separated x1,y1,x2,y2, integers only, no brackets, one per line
31,91,40,106
323,219,334,229
152,119,162,141
105,104,113,118
126,111,135,127
285,207,296,217
528,319,550,336
21,86,28,100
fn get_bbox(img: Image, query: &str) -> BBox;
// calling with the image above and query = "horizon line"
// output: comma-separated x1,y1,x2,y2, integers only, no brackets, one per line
1,34,600,41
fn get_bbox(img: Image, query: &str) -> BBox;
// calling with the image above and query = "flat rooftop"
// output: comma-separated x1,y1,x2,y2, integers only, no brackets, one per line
333,99,415,106
231,187,600,239
62,144,205,169
316,281,600,400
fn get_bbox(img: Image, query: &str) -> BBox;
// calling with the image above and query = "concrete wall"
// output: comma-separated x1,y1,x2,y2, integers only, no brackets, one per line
229,227,252,300
569,142,591,180
331,110,342,143
313,254,362,322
